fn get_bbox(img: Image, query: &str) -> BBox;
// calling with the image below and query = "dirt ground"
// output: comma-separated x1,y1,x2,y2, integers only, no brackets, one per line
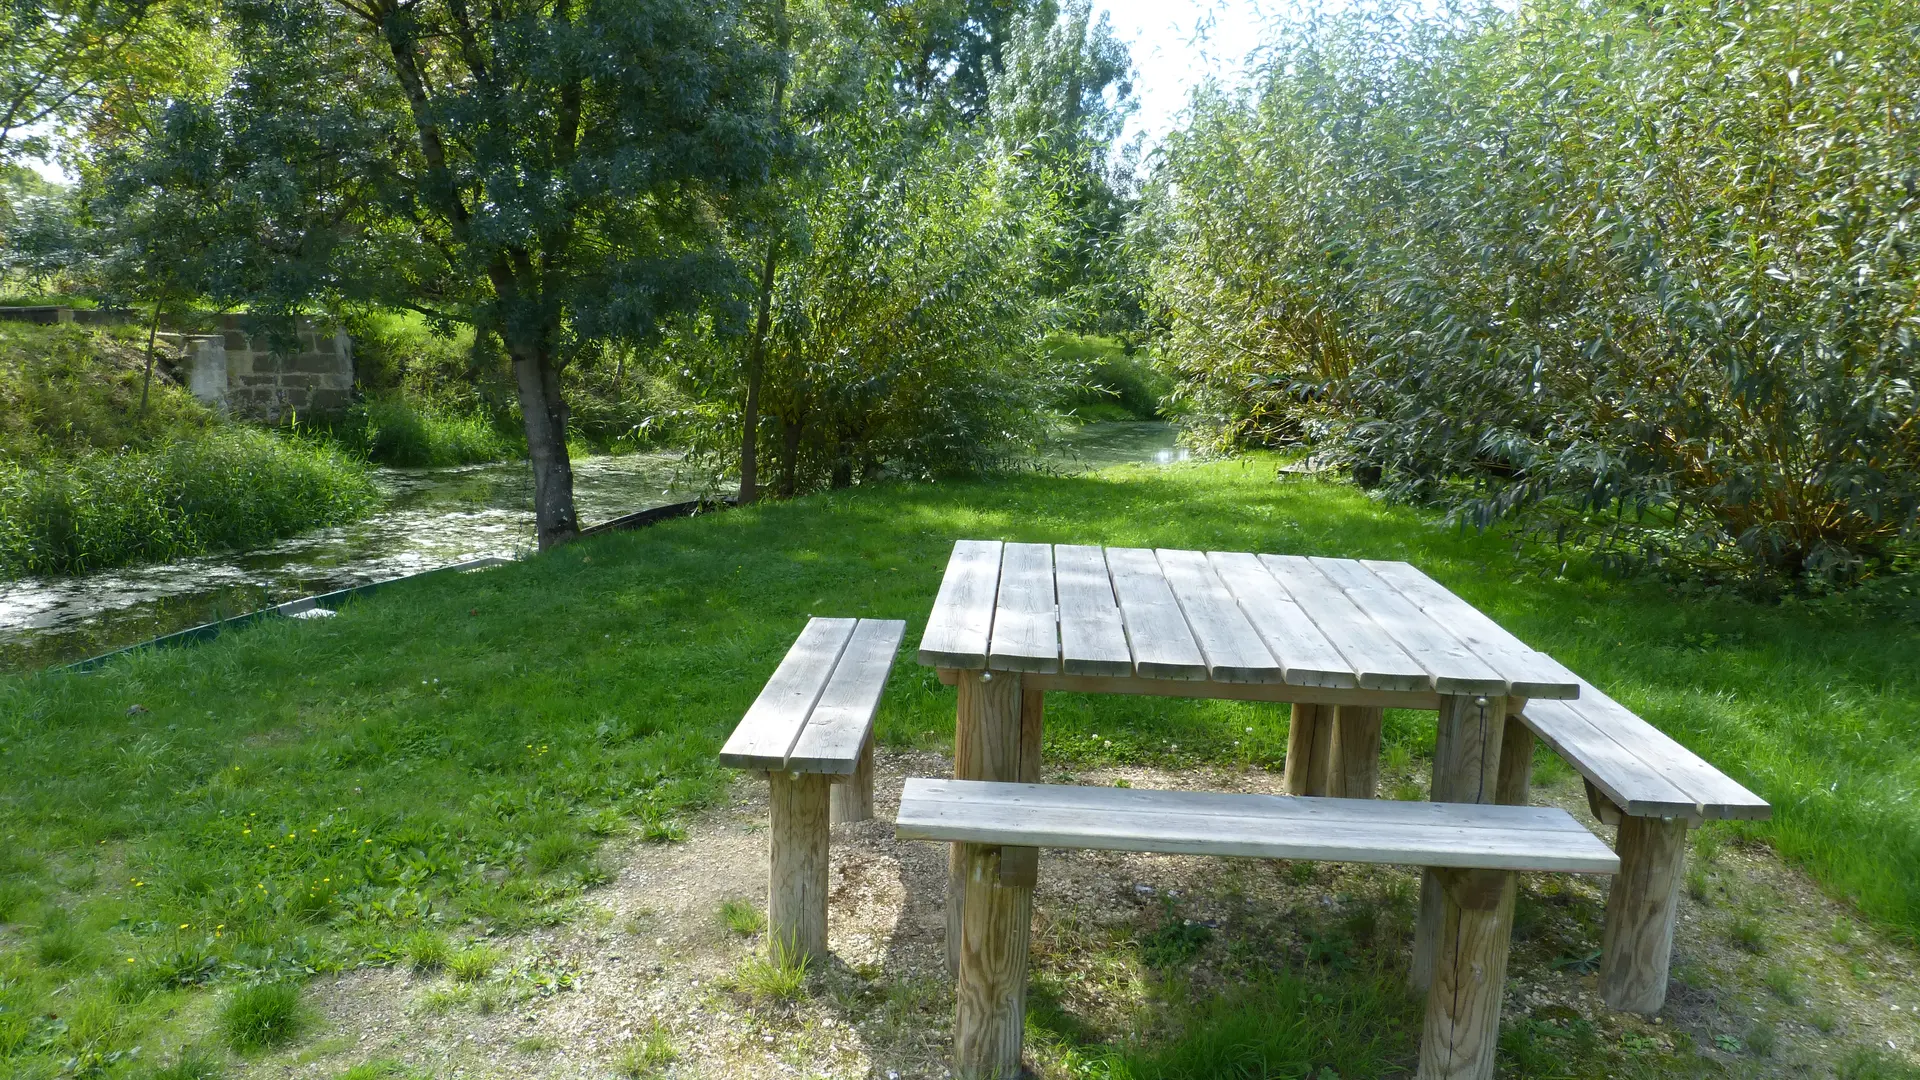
246,749,1920,1079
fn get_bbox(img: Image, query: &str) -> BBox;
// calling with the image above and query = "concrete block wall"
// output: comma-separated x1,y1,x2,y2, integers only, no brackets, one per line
215,315,354,421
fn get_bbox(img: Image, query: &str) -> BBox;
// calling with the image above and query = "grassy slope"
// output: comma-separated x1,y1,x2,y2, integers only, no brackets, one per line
1,459,1917,1074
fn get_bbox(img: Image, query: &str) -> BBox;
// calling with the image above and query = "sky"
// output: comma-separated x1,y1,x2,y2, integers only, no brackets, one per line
1095,0,1280,148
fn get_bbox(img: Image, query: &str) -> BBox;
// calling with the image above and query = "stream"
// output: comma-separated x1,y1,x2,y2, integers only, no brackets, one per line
0,421,1188,673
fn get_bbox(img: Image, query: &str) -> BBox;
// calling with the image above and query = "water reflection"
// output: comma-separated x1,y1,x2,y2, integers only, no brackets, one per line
1,422,1189,672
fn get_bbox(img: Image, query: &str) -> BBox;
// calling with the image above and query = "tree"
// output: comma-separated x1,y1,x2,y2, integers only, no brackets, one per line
101,0,778,547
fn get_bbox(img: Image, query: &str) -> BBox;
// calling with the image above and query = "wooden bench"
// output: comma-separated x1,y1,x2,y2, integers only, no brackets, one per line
898,778,1619,1080
719,617,905,959
1506,680,1769,1014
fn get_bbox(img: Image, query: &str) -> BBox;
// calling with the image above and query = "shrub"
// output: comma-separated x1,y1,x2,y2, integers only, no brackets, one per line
331,396,517,467
221,981,302,1051
1148,0,1920,586
0,429,378,577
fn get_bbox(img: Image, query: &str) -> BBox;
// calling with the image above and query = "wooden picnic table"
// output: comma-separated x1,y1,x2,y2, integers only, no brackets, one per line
919,541,1592,1075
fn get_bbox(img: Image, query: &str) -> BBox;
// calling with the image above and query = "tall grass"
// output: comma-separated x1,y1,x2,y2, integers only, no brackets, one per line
1149,0,1920,586
329,396,518,467
0,429,378,576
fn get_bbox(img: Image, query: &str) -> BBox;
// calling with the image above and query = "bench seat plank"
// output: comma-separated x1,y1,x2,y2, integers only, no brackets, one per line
918,540,1003,669
1360,560,1581,699
787,619,908,772
1106,547,1208,680
898,779,1619,875
1056,544,1132,677
1156,548,1282,683
719,618,858,770
1525,683,1770,821
1313,557,1508,696
1260,555,1430,692
1207,551,1357,688
988,542,1059,673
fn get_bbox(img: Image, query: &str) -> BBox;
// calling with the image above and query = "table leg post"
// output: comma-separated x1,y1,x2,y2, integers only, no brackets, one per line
1495,714,1533,807
948,670,1026,977
830,733,875,825
955,844,1032,1079
1329,705,1385,799
997,688,1044,888
1600,815,1688,1014
1417,868,1517,1080
1415,694,1508,991
1285,702,1336,796
768,771,831,963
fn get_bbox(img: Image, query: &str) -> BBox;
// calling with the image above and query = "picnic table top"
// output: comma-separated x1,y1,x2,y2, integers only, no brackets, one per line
917,541,1581,701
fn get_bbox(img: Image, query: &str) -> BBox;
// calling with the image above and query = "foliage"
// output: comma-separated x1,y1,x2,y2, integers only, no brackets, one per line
0,320,211,462
0,428,378,576
220,980,302,1051
0,460,1916,1073
1048,333,1164,421
328,396,518,468
1147,0,1920,586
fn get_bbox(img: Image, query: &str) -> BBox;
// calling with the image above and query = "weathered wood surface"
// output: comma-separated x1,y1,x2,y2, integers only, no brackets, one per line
1260,554,1431,691
897,779,1619,874
988,542,1059,673
1105,547,1208,679
1329,704,1385,799
1495,714,1534,808
768,771,831,961
719,618,856,770
919,540,1003,669
1417,868,1518,1080
1313,558,1507,696
788,619,906,773
955,844,1031,1079
829,735,874,824
1284,702,1335,796
948,670,1027,979
1156,548,1282,682
1520,683,1770,821
1600,814,1688,1014
1055,544,1132,677
1208,550,1357,688
1362,560,1580,699
1417,692,1510,992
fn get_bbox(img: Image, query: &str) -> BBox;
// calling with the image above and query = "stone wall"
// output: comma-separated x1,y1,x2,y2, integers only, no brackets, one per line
212,315,354,421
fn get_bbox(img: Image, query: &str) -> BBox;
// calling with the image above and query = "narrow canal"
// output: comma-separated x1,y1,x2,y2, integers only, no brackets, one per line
0,422,1188,672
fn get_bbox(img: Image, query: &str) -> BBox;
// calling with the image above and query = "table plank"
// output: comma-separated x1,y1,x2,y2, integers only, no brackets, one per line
1208,551,1358,688
1056,544,1132,677
988,543,1059,673
1156,549,1282,682
1105,547,1208,679
1312,557,1508,696
1361,560,1581,699
788,619,907,772
897,779,1619,875
917,540,1003,668
1258,555,1430,692
719,617,858,769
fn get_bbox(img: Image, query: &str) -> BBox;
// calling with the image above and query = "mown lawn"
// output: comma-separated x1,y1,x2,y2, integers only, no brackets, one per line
1,458,1917,1077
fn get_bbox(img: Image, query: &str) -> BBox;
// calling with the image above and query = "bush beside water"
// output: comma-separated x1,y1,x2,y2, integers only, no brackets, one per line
0,429,378,576
328,396,518,467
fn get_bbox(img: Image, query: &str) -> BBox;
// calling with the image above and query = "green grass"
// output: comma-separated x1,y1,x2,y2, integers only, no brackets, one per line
0,459,1917,1071
615,1021,676,1077
719,898,766,936
0,321,214,463
221,980,302,1051
447,944,501,983
327,395,519,468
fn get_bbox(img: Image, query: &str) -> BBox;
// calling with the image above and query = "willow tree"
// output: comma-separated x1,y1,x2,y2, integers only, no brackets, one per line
104,0,776,547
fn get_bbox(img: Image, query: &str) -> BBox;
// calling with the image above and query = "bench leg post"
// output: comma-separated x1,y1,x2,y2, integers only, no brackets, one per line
1601,815,1687,1014
955,844,1032,1079
830,734,875,825
1417,867,1517,1080
1329,705,1384,799
768,771,831,963
949,670,1027,979
1415,694,1508,991
1284,702,1336,796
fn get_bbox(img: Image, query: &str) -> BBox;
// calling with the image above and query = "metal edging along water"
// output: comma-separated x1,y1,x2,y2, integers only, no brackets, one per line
55,495,731,675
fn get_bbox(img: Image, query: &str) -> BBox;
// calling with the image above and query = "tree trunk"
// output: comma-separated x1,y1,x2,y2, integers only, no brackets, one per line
139,297,163,414
738,0,791,506
777,411,803,498
508,335,579,549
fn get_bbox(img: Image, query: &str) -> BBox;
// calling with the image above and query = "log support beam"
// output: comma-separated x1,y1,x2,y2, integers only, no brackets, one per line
1417,867,1518,1080
1600,814,1688,1014
1414,694,1508,992
768,770,831,962
829,734,875,825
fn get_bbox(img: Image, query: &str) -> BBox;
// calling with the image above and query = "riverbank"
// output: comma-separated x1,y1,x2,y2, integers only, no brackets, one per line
1,460,1917,1077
